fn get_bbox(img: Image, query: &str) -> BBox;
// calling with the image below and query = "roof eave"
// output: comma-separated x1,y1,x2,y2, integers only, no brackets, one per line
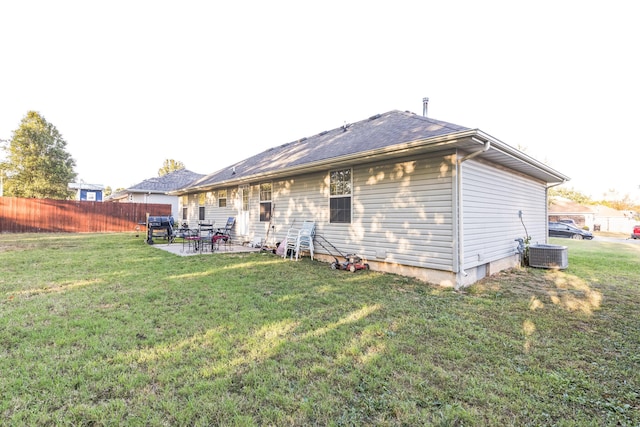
127,189,171,194
171,130,478,195
476,130,570,184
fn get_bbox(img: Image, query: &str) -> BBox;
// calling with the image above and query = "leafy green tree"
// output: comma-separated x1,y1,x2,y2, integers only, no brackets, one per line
158,159,185,177
1,111,76,199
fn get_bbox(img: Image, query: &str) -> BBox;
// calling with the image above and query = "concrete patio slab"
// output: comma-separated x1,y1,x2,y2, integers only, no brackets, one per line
150,241,262,256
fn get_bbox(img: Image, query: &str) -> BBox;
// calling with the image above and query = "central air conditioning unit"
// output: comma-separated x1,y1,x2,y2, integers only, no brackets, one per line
528,244,568,269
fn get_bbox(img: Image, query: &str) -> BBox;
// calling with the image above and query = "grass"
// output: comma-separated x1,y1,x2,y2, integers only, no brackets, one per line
1,233,639,426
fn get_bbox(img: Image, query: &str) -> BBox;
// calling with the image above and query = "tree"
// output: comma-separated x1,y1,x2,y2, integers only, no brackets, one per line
158,159,185,177
1,111,76,199
601,194,637,212
548,186,593,205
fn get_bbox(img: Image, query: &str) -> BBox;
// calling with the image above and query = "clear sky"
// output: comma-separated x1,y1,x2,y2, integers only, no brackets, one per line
1,1,638,201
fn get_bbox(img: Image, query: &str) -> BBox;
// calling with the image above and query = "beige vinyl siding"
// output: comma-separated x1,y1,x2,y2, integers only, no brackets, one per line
184,193,200,225
352,155,455,270
189,189,240,239
267,153,456,271
266,171,327,248
274,172,328,227
461,159,547,269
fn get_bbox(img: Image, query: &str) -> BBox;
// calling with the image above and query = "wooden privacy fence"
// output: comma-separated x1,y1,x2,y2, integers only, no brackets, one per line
0,197,171,233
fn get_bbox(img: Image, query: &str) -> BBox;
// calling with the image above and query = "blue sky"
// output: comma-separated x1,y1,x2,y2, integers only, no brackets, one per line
1,1,638,201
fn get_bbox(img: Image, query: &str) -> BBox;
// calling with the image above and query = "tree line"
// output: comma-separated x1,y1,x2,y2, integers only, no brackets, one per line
549,187,639,215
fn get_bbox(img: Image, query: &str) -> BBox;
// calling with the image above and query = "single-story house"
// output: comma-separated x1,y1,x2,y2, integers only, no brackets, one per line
68,182,105,201
549,197,635,233
106,169,204,218
174,109,569,288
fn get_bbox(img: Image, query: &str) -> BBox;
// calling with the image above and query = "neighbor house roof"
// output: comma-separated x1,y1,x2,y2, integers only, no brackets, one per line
549,197,592,214
550,197,628,217
108,169,204,200
176,110,569,194
128,169,204,193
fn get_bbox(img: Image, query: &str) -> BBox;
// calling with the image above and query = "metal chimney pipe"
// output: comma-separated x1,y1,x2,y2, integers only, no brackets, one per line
422,97,429,117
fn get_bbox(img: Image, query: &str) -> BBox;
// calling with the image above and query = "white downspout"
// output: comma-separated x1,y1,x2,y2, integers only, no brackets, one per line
545,180,567,242
456,139,491,287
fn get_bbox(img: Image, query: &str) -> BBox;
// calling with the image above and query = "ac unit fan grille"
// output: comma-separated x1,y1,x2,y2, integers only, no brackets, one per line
528,244,568,269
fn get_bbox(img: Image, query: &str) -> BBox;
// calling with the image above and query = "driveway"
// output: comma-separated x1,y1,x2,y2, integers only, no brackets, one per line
594,235,640,244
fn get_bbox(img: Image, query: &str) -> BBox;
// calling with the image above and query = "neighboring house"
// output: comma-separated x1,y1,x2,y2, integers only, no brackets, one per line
549,197,635,233
174,109,569,288
107,169,204,218
68,182,104,201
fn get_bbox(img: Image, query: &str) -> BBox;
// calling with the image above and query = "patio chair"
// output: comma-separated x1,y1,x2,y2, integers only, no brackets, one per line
182,228,201,253
212,217,235,251
198,223,215,253
282,227,300,260
295,221,315,260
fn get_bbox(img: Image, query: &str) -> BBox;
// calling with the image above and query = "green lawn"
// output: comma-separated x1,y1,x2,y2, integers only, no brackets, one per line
1,233,639,426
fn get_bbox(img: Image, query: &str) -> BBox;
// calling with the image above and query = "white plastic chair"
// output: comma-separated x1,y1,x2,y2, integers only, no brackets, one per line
295,221,315,260
283,228,299,260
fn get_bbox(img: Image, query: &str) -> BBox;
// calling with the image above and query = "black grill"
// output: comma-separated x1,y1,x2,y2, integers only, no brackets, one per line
146,215,175,244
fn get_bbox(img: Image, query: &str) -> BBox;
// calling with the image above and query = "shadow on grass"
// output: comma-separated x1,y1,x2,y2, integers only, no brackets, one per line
474,267,602,316
542,270,602,315
114,303,384,375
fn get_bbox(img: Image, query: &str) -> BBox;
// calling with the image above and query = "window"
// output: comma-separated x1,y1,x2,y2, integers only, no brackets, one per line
182,207,188,220
218,189,227,208
259,182,272,222
199,206,205,221
329,168,351,223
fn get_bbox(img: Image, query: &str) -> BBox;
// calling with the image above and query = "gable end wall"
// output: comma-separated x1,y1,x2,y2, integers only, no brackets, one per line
461,159,547,277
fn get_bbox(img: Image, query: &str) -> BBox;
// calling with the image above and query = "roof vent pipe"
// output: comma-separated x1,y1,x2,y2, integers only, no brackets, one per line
422,97,429,117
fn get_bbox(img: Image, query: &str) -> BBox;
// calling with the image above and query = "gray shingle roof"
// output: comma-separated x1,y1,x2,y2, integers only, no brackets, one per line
128,169,204,193
190,110,469,189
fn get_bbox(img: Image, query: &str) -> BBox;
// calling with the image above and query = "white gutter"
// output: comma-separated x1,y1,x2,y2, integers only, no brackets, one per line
472,130,569,183
456,138,491,286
